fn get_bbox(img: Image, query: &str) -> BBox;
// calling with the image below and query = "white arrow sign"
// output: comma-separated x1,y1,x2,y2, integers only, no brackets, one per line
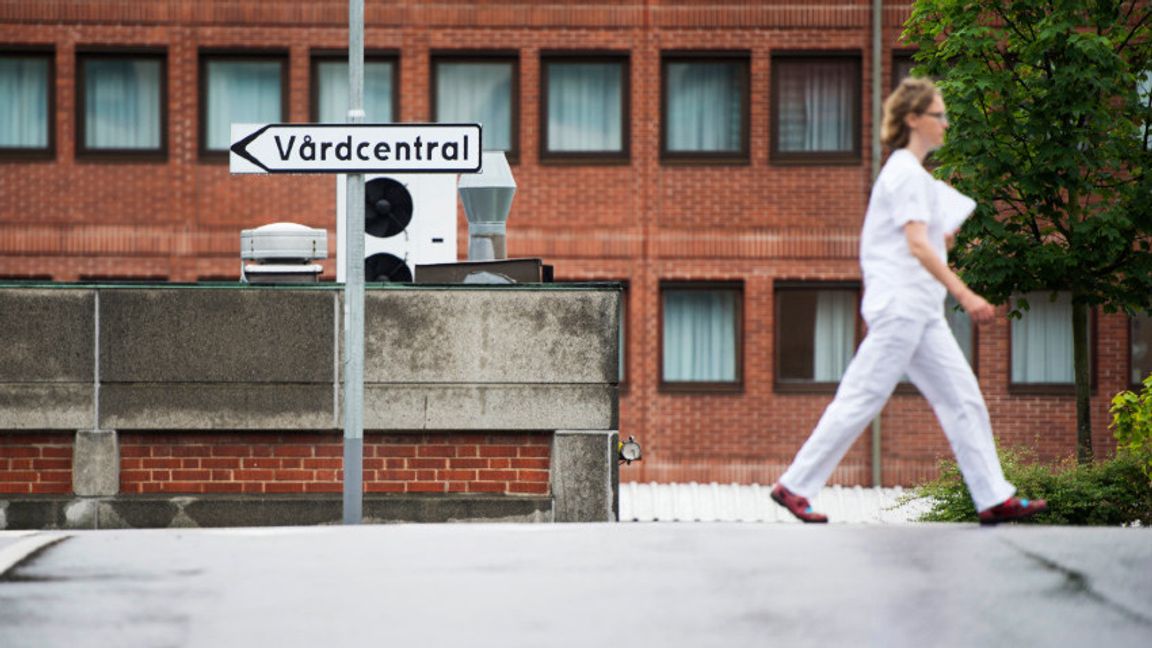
229,123,482,174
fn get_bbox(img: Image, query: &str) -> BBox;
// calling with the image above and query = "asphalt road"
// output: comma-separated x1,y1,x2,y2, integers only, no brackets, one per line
1,523,1150,648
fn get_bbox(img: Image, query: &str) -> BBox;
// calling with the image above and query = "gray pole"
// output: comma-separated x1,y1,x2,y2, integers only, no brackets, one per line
870,0,883,488
343,0,365,524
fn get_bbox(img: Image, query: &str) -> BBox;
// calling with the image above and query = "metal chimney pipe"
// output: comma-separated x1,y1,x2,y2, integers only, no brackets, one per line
458,151,516,261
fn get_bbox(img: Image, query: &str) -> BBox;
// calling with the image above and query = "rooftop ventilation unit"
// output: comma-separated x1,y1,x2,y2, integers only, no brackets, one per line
240,222,328,283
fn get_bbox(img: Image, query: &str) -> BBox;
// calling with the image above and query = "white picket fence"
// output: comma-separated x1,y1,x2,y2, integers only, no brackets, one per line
619,483,934,524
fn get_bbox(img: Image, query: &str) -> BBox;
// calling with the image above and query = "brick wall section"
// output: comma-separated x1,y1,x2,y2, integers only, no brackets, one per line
0,433,73,495
117,432,551,496
0,1,1133,488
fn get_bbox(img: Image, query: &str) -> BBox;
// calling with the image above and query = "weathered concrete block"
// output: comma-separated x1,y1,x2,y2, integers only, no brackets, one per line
0,384,93,429
0,289,94,383
100,288,335,383
361,384,617,430
552,430,618,523
73,430,119,496
362,288,620,384
100,384,335,430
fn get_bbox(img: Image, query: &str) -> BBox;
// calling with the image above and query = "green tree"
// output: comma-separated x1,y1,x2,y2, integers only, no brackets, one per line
904,0,1152,463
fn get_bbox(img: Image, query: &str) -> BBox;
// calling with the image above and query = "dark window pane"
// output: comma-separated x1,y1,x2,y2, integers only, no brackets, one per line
546,61,623,153
1132,314,1152,385
776,58,856,153
205,59,282,151
435,61,513,152
83,57,162,150
0,55,50,149
665,61,743,153
777,289,856,382
663,288,739,382
316,60,394,123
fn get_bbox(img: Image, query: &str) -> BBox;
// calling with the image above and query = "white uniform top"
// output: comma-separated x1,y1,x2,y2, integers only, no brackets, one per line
859,148,975,322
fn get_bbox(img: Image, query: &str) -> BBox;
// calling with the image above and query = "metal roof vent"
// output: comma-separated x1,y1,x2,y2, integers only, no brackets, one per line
458,151,516,261
240,222,328,283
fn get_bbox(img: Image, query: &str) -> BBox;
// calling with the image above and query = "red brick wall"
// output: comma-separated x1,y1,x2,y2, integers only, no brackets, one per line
117,432,551,496
0,433,73,495
0,1,1130,488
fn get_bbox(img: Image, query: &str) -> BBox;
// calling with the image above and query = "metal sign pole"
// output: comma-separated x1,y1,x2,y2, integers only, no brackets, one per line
343,0,365,525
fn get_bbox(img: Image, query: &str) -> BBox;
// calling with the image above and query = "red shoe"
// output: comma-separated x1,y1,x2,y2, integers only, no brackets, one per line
771,484,828,523
978,497,1048,525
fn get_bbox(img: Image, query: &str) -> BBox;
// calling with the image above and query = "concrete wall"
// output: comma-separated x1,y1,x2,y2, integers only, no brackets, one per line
0,284,621,527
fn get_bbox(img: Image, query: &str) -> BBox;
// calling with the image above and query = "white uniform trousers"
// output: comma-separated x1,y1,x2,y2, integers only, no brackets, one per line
778,312,1015,512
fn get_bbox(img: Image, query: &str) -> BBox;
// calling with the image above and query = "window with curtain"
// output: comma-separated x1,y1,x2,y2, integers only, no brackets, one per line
1011,292,1089,384
776,287,859,385
1138,71,1151,149
433,57,516,157
662,55,747,159
773,56,860,161
542,56,626,159
0,52,51,152
1132,314,1152,386
78,53,164,153
201,55,284,153
896,296,975,385
944,295,975,367
314,57,394,123
661,284,741,385
893,52,916,89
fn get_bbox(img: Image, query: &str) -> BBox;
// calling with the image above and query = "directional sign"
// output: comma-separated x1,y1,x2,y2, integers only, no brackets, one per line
229,123,482,174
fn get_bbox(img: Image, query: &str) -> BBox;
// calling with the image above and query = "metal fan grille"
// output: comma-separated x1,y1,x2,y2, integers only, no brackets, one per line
364,177,413,238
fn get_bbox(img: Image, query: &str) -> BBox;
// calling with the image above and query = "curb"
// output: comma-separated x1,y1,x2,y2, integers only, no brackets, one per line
0,533,70,577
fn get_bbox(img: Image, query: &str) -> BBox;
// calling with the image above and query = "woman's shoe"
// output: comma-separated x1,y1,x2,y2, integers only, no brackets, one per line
978,497,1048,525
771,484,829,523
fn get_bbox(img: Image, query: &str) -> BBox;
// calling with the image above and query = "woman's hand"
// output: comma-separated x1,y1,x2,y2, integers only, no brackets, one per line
959,289,995,323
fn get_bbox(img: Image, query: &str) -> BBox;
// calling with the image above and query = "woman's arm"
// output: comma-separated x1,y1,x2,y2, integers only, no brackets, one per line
904,221,994,323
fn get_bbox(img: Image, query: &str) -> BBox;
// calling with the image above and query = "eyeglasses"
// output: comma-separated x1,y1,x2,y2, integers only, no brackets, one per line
923,111,948,122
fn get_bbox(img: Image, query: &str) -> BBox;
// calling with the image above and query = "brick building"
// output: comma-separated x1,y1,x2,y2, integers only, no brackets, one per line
2,0,1150,492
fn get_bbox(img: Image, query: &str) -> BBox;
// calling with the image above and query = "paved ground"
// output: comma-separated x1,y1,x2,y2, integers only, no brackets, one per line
1,523,1150,648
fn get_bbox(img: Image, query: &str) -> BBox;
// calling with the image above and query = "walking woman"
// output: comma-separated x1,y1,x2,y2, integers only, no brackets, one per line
771,77,1047,525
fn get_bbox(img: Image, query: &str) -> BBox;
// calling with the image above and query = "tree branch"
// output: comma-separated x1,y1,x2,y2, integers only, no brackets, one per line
1117,9,1152,53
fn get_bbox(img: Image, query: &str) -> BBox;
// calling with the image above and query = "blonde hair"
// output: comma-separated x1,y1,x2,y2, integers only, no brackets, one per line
882,77,939,149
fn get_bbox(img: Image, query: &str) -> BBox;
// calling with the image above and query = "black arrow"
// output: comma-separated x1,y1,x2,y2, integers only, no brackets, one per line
229,125,271,172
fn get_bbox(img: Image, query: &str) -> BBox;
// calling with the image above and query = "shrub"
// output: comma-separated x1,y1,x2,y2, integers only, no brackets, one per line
908,447,1152,526
1111,373,1152,482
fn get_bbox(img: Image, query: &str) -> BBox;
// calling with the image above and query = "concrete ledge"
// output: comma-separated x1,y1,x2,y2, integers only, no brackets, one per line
100,384,335,430
0,495,553,529
0,289,93,383
0,384,93,429
100,289,334,383
364,290,618,384
361,384,618,430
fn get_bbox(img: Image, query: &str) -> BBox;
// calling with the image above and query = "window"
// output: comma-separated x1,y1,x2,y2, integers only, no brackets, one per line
541,53,628,162
1132,314,1152,386
944,295,975,367
312,53,396,123
1138,71,1151,148
661,53,748,162
432,54,518,161
0,49,53,157
776,285,859,389
772,54,861,163
200,52,286,157
1011,292,1091,386
661,283,742,389
893,51,916,89
77,51,165,157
